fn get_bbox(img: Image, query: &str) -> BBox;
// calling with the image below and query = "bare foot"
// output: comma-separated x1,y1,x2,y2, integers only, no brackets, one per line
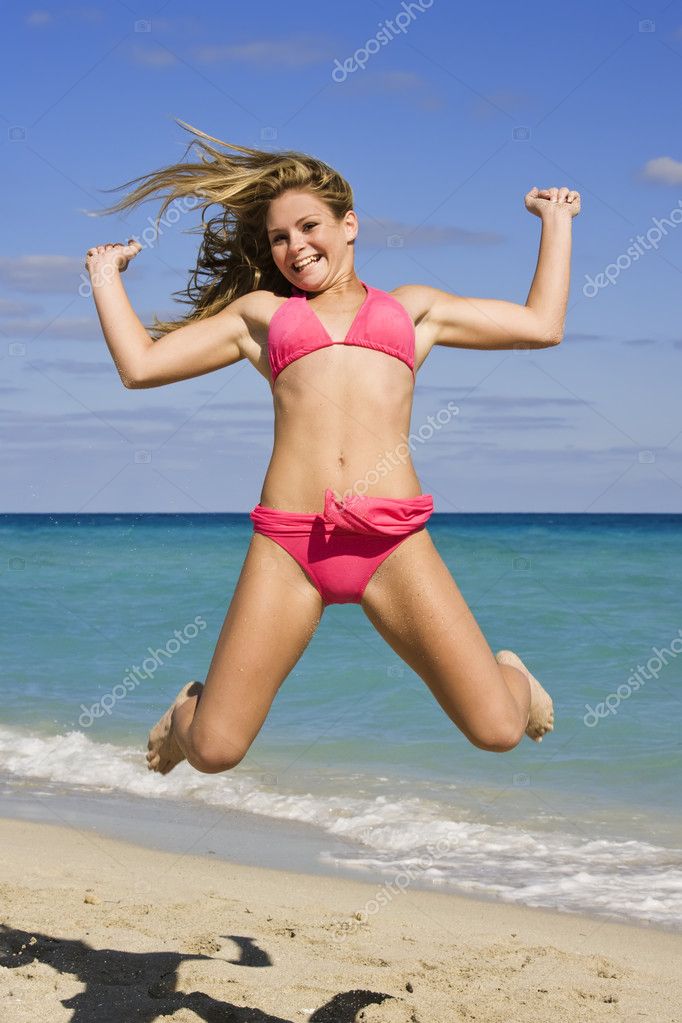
146,680,203,774
495,650,554,743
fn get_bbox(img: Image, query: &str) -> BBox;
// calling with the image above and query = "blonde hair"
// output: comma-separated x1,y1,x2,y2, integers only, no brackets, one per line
95,120,355,338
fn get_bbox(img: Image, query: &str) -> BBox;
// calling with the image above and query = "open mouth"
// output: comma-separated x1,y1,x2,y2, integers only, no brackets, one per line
292,254,322,272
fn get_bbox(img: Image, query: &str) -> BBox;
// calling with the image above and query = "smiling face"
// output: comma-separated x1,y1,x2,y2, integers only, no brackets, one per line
266,189,358,291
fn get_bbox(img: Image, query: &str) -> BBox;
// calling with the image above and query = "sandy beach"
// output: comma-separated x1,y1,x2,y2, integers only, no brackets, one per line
1,817,680,1022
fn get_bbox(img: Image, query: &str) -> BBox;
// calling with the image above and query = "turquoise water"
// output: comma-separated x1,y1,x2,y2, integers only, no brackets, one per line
1,512,681,929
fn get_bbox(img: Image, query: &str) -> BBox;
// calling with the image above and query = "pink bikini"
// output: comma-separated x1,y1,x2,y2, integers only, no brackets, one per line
249,280,434,606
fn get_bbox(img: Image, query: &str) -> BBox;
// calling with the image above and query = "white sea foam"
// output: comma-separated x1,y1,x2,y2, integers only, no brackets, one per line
1,725,680,930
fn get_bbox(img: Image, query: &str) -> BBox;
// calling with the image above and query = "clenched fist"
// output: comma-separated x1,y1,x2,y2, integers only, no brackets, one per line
85,238,142,276
525,187,581,219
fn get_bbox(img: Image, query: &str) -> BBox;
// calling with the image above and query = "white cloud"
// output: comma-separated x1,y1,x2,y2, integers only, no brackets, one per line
563,332,606,343
0,298,45,316
0,255,83,294
417,388,593,410
1,317,100,341
129,45,178,68
0,402,273,451
640,156,682,186
193,35,329,67
21,357,115,376
337,70,444,110
26,7,105,27
26,10,52,26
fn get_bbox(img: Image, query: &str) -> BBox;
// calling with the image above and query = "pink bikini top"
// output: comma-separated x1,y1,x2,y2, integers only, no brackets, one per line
268,280,415,385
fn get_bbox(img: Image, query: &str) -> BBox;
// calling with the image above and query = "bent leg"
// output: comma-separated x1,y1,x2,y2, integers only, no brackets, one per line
148,531,324,774
360,528,553,751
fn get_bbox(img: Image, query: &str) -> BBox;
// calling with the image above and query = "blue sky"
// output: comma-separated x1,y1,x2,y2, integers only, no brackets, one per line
2,0,682,512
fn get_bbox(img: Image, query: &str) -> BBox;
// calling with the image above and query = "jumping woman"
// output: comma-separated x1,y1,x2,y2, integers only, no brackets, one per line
85,122,579,778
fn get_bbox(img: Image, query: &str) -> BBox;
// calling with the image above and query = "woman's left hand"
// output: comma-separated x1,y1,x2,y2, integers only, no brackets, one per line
525,186,581,218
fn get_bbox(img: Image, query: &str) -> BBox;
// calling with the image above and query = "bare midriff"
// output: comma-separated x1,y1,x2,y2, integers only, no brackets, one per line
259,344,421,513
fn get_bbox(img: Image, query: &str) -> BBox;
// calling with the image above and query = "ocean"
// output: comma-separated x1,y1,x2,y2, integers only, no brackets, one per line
1,512,681,932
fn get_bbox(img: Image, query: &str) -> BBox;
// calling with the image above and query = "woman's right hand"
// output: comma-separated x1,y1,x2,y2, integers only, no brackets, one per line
85,239,142,277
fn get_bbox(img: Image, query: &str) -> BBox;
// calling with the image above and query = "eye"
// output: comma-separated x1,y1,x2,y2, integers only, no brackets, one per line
272,222,317,243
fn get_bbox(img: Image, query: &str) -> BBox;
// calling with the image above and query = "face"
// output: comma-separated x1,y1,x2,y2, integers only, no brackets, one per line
266,189,358,289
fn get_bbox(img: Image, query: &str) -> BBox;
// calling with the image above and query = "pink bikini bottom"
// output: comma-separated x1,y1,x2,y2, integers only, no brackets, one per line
249,487,434,606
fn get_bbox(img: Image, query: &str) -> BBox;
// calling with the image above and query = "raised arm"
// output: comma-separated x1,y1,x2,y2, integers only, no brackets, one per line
85,240,248,389
415,186,581,351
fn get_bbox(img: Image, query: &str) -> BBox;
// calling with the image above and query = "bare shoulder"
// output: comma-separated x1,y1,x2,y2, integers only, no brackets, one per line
232,288,280,328
388,284,442,368
388,284,438,325
227,288,292,386
230,288,287,347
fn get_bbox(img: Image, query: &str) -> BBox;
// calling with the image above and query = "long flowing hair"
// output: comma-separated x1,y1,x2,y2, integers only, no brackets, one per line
95,120,354,338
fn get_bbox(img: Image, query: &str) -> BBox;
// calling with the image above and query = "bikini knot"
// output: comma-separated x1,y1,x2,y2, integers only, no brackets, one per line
322,487,434,537
323,488,373,532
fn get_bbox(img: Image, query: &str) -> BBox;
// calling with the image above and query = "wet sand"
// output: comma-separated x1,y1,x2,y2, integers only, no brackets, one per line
1,816,681,1022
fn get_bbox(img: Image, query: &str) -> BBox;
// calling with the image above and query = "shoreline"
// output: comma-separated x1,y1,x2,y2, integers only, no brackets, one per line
3,779,681,939
2,815,681,1022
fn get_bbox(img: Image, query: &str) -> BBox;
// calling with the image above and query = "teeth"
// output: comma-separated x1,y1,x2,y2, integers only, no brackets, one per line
293,254,320,271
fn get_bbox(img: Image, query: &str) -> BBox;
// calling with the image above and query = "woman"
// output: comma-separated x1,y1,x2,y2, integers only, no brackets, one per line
86,122,578,777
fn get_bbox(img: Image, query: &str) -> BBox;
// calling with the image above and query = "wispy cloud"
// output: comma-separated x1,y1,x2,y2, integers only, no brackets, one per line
335,70,445,110
2,317,100,341
0,256,83,294
26,9,52,26
418,388,594,410
466,414,573,432
0,402,273,451
564,332,667,346
562,331,608,344
25,7,105,28
414,390,588,433
471,89,533,120
0,298,45,316
192,34,331,67
129,45,178,68
430,442,680,464
20,357,115,377
640,156,682,186
128,32,335,70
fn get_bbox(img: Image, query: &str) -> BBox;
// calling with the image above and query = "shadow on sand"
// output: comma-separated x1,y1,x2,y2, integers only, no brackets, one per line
0,924,409,1022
